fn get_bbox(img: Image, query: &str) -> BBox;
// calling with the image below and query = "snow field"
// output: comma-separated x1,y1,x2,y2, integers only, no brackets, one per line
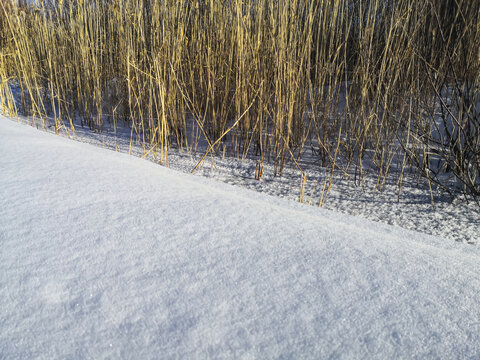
1,118,480,359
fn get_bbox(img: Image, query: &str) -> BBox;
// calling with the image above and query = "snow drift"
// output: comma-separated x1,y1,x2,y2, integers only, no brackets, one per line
1,118,480,359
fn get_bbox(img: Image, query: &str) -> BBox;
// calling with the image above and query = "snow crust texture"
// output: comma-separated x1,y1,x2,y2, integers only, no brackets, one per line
1,118,480,359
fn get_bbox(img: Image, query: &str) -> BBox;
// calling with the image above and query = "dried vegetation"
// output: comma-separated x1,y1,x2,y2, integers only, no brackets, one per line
0,0,479,202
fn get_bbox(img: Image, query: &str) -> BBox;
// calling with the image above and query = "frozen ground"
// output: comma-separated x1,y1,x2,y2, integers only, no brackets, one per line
1,116,480,358
10,113,479,244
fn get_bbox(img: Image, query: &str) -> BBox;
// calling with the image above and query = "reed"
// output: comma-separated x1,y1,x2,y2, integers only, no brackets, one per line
0,0,478,201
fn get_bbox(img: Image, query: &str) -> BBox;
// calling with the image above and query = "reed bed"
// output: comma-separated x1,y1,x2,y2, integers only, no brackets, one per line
1,0,479,201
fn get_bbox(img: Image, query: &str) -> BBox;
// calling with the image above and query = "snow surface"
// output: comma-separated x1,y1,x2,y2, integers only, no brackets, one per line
1,118,480,359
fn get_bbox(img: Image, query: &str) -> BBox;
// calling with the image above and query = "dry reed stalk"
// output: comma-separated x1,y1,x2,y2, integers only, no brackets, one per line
1,0,478,201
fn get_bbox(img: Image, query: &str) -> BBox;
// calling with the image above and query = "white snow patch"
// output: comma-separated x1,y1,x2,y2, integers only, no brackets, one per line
1,117,480,358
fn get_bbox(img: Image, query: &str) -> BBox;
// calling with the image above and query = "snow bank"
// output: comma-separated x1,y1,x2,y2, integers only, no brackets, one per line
1,118,480,359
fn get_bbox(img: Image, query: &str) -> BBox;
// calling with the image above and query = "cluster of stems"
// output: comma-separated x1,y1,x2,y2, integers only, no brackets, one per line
1,0,479,200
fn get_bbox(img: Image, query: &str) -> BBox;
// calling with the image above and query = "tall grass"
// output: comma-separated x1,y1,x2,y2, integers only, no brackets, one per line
0,0,479,201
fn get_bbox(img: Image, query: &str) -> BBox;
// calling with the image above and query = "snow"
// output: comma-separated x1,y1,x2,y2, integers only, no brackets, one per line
1,117,480,358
